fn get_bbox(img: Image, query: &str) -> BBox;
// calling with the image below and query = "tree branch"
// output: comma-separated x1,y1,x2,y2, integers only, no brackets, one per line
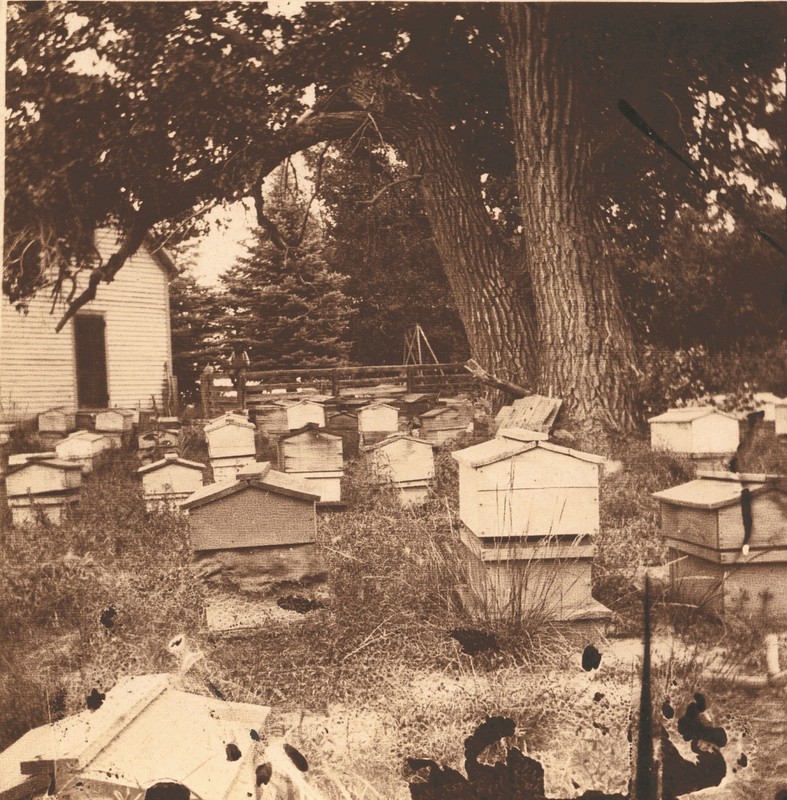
464,359,530,398
359,173,423,207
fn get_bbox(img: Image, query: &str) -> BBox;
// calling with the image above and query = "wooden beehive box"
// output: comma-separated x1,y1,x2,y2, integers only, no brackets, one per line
654,472,787,621
38,407,76,434
277,425,344,503
253,400,295,438
210,454,257,484
138,453,205,511
95,408,135,432
418,404,474,446
54,431,112,473
649,407,740,455
204,413,256,459
365,434,435,507
451,435,609,621
0,673,271,800
399,393,437,419
6,459,82,527
776,402,787,436
357,402,399,446
181,463,322,592
286,399,326,430
325,410,360,458
494,394,562,433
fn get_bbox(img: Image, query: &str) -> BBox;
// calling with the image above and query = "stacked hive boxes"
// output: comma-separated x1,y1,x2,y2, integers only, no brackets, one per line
357,402,399,447
654,472,787,622
365,434,435,507
55,431,112,473
648,407,740,471
204,413,256,483
451,432,610,621
6,458,82,525
277,425,344,503
138,453,206,511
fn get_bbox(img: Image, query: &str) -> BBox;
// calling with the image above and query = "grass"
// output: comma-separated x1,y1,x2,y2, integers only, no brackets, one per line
1,423,785,797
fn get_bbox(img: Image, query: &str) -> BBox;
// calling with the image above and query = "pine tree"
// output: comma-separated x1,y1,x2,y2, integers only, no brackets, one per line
220,184,355,369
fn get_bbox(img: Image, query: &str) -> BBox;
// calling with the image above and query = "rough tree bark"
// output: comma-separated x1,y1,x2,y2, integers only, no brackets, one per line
502,4,640,430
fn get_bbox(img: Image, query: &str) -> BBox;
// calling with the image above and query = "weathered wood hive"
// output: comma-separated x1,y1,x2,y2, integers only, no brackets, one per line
95,408,136,448
6,459,82,526
494,394,562,434
277,424,344,503
398,393,436,420
204,412,257,482
253,399,297,439
181,462,322,593
649,407,740,471
138,453,206,511
357,402,400,446
0,673,271,800
451,434,610,621
365,434,435,506
418,403,474,446
654,472,787,622
38,407,76,434
325,410,360,458
286,398,326,430
54,430,112,473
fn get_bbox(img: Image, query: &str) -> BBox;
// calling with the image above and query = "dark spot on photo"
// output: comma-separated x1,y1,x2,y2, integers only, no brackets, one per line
86,688,105,711
662,700,675,719
582,644,602,671
226,743,242,761
250,729,261,741
99,607,117,629
256,763,272,786
737,753,748,768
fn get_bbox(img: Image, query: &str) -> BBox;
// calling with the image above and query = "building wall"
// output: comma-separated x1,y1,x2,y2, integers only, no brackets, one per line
0,229,173,418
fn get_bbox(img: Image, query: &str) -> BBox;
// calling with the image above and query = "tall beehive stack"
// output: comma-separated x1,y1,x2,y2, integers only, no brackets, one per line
451,432,611,621
654,472,787,622
204,412,256,483
37,407,77,449
365,434,435,507
6,458,83,525
277,424,344,503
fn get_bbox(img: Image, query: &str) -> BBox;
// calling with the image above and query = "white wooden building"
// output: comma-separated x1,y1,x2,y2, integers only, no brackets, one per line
138,453,206,511
654,472,787,622
6,458,82,526
0,229,176,420
365,434,435,506
286,398,326,430
451,435,609,621
277,425,344,503
648,407,740,455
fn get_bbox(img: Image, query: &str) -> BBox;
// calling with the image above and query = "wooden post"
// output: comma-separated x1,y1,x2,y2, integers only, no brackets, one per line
200,366,214,418
406,365,416,394
0,420,14,526
331,368,340,398
237,367,247,410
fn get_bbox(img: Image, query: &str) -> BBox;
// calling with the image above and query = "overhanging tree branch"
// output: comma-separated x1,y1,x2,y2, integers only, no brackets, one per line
359,173,423,207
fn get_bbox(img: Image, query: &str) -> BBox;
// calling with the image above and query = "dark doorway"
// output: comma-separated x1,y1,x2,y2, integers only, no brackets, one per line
74,314,109,408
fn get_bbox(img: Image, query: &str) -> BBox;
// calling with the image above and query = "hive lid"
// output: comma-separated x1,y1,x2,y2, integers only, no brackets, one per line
137,453,206,475
8,452,57,466
494,394,562,432
6,458,83,476
496,428,549,442
61,430,109,443
648,406,738,423
363,433,434,451
652,473,784,509
359,401,398,412
278,424,342,442
452,438,604,468
204,413,255,433
235,460,273,480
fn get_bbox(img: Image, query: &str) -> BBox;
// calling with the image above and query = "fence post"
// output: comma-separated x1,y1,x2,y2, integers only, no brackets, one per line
331,368,340,397
0,420,13,526
406,365,416,393
199,366,215,418
236,367,247,410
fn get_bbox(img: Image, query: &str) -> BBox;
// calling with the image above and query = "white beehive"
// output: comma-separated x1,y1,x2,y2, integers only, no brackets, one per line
55,431,112,473
648,407,740,455
38,407,76,434
204,413,256,459
138,453,206,511
8,452,57,467
95,408,135,432
253,400,296,438
210,454,257,484
451,435,609,621
357,402,399,446
365,434,435,507
6,459,82,527
418,404,474,446
277,426,344,503
286,399,326,430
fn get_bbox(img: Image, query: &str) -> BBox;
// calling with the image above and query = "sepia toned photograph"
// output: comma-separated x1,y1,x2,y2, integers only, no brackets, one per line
1,2,786,798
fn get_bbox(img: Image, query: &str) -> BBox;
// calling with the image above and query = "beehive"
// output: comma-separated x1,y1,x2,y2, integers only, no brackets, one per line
181,463,322,593
286,399,326,430
365,434,435,507
451,435,610,621
399,393,436,419
6,459,82,526
776,402,787,436
654,472,787,622
418,404,474,446
649,407,740,455
95,408,135,432
138,453,206,511
253,400,296,438
204,413,256,459
277,425,344,503
38,407,76,434
54,430,112,473
325,411,360,458
210,454,257,484
357,402,399,446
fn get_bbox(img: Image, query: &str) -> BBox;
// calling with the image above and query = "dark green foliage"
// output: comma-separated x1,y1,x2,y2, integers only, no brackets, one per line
219,183,356,368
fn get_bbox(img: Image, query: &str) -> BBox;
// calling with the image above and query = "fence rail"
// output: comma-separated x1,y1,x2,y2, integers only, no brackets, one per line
199,362,478,416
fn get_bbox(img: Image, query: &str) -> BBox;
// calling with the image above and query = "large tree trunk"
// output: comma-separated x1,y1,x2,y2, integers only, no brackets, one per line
502,4,640,430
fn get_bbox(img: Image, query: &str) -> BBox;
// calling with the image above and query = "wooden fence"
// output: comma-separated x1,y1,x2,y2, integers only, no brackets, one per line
199,362,479,416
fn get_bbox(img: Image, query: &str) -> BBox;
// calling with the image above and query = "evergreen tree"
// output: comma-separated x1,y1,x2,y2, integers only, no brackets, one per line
220,184,355,368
